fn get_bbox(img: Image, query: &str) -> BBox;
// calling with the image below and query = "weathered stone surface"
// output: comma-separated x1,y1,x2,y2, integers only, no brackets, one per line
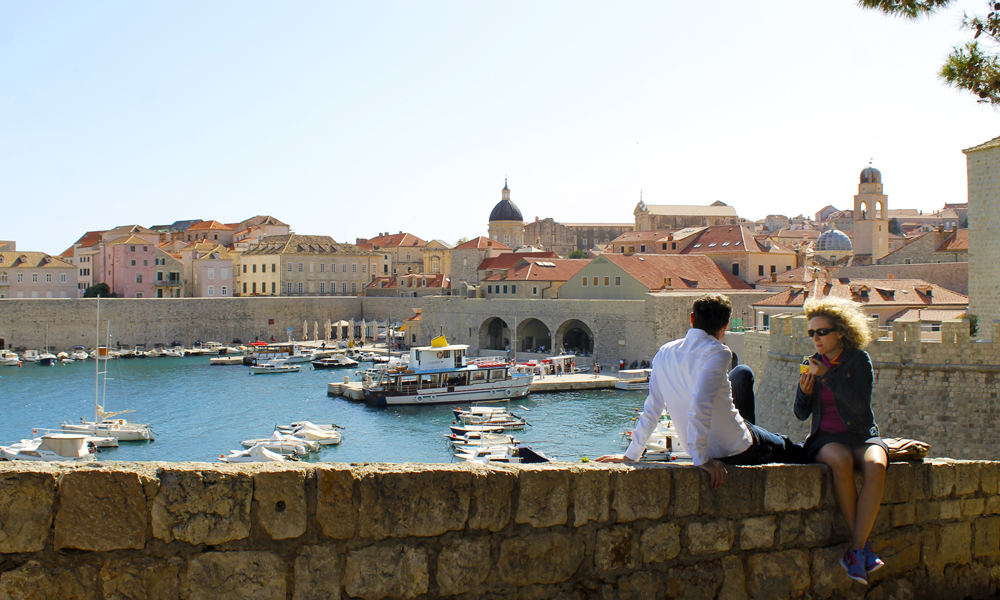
964,497,985,517
293,545,341,600
253,467,307,540
873,530,921,577
0,560,97,600
569,465,610,526
930,461,956,498
356,465,470,539
437,537,490,596
917,500,940,524
344,544,429,599
469,465,515,532
892,502,916,527
987,496,1000,515
614,571,660,600
718,556,747,600
747,549,810,598
55,469,147,551
923,522,972,577
779,514,802,545
980,462,999,495
954,461,982,495
671,467,699,518
186,551,286,600
640,522,680,563
661,561,722,599
974,516,1000,557
595,525,639,576
740,516,776,550
151,466,252,545
516,466,569,528
700,466,764,517
686,520,736,555
498,530,585,585
763,465,822,512
940,499,962,520
316,466,357,539
612,465,670,522
882,462,913,504
809,546,856,598
0,470,56,553
99,557,183,600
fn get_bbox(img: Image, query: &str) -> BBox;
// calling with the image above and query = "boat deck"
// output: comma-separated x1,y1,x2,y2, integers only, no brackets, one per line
327,372,620,400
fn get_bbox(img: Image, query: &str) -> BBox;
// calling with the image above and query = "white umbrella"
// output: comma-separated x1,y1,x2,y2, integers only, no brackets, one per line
348,319,355,342
360,319,367,344
325,319,332,341
313,321,319,341
302,320,308,341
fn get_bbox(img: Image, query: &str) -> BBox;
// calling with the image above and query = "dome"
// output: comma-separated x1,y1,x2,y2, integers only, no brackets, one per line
489,198,523,221
815,228,852,252
860,166,881,184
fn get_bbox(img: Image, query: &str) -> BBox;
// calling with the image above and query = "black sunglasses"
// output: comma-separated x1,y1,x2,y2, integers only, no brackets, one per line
807,328,837,338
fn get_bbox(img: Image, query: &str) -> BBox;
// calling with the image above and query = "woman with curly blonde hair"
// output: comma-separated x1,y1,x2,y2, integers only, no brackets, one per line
795,297,887,585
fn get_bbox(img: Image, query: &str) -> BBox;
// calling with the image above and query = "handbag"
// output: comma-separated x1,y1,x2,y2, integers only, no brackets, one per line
883,437,930,462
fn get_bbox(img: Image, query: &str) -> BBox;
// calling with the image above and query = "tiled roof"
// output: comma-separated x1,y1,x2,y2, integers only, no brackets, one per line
70,231,106,250
482,258,589,282
886,308,967,322
366,274,450,289
187,220,233,231
936,229,969,252
478,251,559,272
423,239,454,250
562,223,633,228
610,229,678,244
679,226,796,255
453,236,512,251
106,235,155,247
752,278,969,308
963,135,1000,154
105,225,156,237
365,232,427,248
0,252,74,269
243,235,374,256
753,265,837,286
602,254,752,291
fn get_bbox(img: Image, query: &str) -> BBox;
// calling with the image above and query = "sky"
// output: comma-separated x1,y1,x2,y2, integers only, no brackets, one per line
0,1,995,254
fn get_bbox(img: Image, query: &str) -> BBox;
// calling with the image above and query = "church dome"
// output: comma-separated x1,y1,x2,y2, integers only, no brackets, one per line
860,166,881,184
815,228,852,252
489,182,523,222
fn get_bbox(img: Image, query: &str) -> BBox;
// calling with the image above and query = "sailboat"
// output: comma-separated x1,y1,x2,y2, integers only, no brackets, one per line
60,298,155,442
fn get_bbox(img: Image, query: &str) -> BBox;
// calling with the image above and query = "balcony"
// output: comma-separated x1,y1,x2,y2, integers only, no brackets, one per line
155,278,182,288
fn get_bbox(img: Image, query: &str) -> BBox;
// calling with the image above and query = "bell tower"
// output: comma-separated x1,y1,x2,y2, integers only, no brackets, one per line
853,164,889,261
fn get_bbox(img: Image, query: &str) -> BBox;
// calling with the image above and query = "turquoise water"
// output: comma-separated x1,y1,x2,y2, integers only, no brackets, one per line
0,357,648,463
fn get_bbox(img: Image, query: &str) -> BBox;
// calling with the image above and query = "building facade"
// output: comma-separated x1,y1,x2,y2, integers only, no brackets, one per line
239,234,385,296
0,252,76,299
487,181,524,250
633,200,738,230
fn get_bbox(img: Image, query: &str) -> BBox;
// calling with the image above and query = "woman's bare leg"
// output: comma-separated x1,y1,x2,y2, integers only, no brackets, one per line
851,444,888,549
816,443,858,543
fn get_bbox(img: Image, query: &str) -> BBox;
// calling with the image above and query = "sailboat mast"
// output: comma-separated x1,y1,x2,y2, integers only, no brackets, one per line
94,297,100,422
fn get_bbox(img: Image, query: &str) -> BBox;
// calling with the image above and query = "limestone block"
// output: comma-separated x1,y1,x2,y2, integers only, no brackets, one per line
151,467,252,545
611,466,670,523
980,462,998,495
0,470,56,553
497,530,585,586
964,497,985,517
186,551,286,600
747,549,810,598
882,462,913,504
974,516,1000,557
569,465,610,527
660,562,722,599
892,503,916,527
316,466,357,539
436,538,490,596
763,465,822,512
941,499,962,520
809,546,855,598
671,467,700,518
614,571,661,600
739,516,776,550
872,529,921,577
356,465,471,539
0,560,97,600
930,462,956,498
640,522,680,563
718,556,747,600
516,466,569,528
293,545,341,600
54,469,147,551
686,520,736,555
987,496,1000,515
917,501,940,524
923,522,972,577
699,467,763,517
803,512,834,546
954,461,982,495
469,466,515,532
595,525,639,576
253,467,307,540
779,514,802,545
99,557,183,600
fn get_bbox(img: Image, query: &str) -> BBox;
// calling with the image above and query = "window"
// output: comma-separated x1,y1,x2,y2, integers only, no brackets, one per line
131,260,136,266
136,274,143,283
672,242,677,250
0,272,6,284
298,282,304,293
503,285,508,294
143,259,148,266
287,283,293,293
320,263,325,273
732,264,739,276
582,277,588,286
351,282,357,293
362,264,367,273
252,264,257,273
342,283,347,293
287,263,292,272
532,286,538,296
708,243,717,248
770,265,776,274
310,262,314,273
511,285,516,293
583,239,588,247
383,264,388,274
592,277,598,286
252,282,257,294
271,264,276,272
222,268,228,279
31,273,37,282
406,253,411,260
488,285,493,293
615,276,621,286
319,283,325,293
135,292,142,298
243,264,247,273
243,283,247,293
45,273,52,283
352,263,357,273
130,246,135,252
662,243,667,250
143,246,148,252
298,263,303,272
640,245,646,252
786,265,792,271
207,285,214,296
342,264,347,273
904,258,912,265
208,268,215,280
17,274,22,282
758,265,765,276
271,282,275,294
604,277,610,286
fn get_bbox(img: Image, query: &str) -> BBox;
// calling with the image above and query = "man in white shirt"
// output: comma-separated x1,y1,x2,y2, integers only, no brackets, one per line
596,294,802,488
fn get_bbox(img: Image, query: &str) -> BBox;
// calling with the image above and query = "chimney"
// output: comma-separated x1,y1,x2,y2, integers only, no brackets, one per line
824,270,834,285
663,277,673,290
887,274,895,279
770,272,777,283
535,216,539,222
938,225,944,233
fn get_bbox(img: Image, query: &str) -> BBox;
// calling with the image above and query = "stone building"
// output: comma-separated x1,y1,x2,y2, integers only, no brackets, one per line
853,165,890,262
560,254,751,301
365,273,450,298
449,236,511,294
521,217,633,256
964,135,1000,330
99,236,158,298
633,199,738,230
153,250,183,298
0,251,76,299
481,258,589,299
356,232,427,276
487,180,524,250
877,227,968,265
239,235,384,296
183,220,235,246
421,240,453,277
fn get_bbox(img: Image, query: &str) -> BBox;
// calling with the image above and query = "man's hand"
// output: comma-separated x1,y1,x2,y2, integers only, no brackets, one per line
698,458,727,489
594,454,636,464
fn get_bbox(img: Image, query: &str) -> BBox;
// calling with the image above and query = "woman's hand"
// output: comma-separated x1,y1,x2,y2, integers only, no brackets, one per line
808,357,829,377
799,372,815,395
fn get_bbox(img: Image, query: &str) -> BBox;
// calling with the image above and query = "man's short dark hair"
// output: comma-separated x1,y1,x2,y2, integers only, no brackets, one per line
692,293,732,335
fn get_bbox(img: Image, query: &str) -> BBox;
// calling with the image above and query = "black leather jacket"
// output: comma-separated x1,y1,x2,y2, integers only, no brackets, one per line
794,347,880,439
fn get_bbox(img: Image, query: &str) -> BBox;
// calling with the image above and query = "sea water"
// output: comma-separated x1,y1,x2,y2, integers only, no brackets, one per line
0,357,649,463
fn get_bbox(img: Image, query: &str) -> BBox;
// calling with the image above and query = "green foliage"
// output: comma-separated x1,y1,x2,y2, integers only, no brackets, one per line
888,217,904,236
857,0,952,19
82,283,115,298
455,237,469,246
568,249,587,259
966,313,980,336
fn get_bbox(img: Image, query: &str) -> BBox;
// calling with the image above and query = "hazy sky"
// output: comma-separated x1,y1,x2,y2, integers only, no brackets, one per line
1,1,994,254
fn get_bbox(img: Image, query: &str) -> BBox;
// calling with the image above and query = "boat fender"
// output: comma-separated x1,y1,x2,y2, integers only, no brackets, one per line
505,389,513,396
490,389,497,396
416,395,424,402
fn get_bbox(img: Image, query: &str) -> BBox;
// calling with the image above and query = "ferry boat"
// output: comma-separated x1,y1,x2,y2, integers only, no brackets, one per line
615,369,652,390
362,336,532,406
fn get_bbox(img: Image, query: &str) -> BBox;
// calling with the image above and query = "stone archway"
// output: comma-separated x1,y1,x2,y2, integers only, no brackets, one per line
479,317,509,351
516,318,551,353
556,319,594,355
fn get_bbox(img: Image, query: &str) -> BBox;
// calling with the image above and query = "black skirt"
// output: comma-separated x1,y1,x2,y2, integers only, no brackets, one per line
803,431,890,463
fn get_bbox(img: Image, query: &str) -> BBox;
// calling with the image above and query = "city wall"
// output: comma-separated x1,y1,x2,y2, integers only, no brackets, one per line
0,297,426,351
0,460,997,599
834,262,969,296
745,316,1000,460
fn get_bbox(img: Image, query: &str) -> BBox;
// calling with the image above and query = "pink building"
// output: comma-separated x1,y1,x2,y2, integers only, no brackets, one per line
99,236,157,298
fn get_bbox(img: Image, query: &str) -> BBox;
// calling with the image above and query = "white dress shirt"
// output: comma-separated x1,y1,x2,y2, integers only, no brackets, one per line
624,328,752,465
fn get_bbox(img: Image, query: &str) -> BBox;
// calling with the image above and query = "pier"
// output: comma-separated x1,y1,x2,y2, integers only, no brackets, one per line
327,372,621,400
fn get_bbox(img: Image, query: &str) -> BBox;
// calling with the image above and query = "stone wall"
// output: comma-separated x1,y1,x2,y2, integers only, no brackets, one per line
834,262,969,295
965,140,1000,332
0,460,997,599
745,315,1000,460
0,297,426,350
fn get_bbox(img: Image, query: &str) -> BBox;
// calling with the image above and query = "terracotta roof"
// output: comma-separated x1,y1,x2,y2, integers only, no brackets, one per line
602,254,752,291
366,274,450,289
365,232,427,248
771,228,821,241
105,225,156,237
679,226,796,255
453,236,511,251
753,265,838,286
106,235,155,247
936,229,969,252
610,229,678,244
0,252,74,269
752,278,969,308
187,220,234,231
561,223,633,228
482,258,589,282
243,235,376,257
886,308,967,322
478,251,559,272
70,231,106,250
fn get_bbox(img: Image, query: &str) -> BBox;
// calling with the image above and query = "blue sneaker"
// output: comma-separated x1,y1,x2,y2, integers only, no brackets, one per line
839,548,868,584
864,541,884,573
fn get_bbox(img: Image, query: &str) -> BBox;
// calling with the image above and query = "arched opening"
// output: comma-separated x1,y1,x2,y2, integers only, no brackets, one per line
556,319,594,356
859,201,869,220
517,318,551,353
875,200,884,219
479,317,509,351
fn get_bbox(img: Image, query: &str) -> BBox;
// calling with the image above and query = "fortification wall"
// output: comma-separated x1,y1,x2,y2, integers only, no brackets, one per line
746,316,1000,459
0,460,996,599
834,262,969,295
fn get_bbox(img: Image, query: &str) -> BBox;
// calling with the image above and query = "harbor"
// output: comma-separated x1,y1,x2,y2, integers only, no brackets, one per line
327,371,619,400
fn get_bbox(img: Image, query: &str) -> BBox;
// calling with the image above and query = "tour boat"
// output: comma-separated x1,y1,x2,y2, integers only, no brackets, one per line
219,442,290,463
0,433,96,462
362,336,532,406
615,369,652,391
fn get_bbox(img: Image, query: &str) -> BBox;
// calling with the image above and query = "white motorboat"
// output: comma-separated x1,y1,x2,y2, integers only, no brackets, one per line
446,432,518,448
615,369,652,390
449,424,508,436
209,355,245,365
71,347,89,361
21,350,40,363
31,428,118,449
250,359,301,374
453,407,528,430
0,434,96,462
219,442,290,462
0,350,20,366
276,421,342,445
37,352,58,366
247,343,314,365
240,431,318,456
457,443,552,465
311,355,359,369
161,347,184,357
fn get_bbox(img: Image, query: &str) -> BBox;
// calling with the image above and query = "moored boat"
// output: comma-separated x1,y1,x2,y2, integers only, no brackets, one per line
0,433,96,462
615,369,652,390
0,350,20,366
219,442,290,463
250,359,301,374
311,355,359,369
